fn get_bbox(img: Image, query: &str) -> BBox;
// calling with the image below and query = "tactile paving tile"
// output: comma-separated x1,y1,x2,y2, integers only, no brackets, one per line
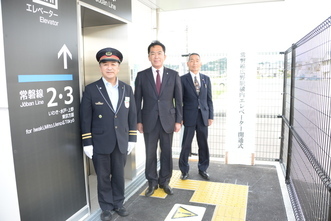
171,170,201,190
212,204,247,221
140,187,168,198
140,170,248,220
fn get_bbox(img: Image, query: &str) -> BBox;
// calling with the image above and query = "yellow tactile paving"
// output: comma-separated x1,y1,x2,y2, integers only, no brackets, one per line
212,205,247,221
140,170,248,221
140,187,168,199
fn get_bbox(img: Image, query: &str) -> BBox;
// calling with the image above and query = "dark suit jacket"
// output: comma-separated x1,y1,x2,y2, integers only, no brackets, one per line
181,73,213,127
134,67,183,133
80,78,137,154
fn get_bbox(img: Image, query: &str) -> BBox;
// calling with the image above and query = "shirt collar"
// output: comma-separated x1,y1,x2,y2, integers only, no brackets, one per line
102,77,119,88
190,72,200,79
152,66,164,74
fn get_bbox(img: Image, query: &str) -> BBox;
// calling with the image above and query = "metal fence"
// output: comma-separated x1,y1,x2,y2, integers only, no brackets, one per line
255,52,283,161
165,52,284,161
281,16,331,221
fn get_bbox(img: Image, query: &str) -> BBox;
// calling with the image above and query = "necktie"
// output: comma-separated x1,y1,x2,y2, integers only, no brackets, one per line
194,76,200,95
156,70,161,94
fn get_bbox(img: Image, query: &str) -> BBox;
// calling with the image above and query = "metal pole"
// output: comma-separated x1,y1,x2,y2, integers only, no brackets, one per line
285,44,296,183
278,51,286,164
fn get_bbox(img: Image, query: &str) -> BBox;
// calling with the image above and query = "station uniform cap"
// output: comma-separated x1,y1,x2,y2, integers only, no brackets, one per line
96,47,123,63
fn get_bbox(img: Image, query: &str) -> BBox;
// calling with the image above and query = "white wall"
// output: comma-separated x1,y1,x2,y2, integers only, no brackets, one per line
0,2,21,221
129,0,157,174
129,0,157,74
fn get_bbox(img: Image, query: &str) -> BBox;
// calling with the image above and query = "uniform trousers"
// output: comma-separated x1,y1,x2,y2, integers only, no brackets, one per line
179,110,210,174
92,144,126,211
144,117,173,187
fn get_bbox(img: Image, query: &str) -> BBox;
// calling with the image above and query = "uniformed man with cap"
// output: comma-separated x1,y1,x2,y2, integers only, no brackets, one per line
80,47,137,221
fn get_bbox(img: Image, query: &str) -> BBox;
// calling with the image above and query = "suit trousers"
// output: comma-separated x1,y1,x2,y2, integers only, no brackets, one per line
144,117,173,187
93,144,126,211
179,110,210,173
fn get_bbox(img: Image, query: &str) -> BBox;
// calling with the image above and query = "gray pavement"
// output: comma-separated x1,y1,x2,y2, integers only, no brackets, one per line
107,160,292,221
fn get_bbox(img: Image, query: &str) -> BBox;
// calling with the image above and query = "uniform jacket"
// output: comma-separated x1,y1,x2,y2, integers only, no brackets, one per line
134,67,183,133
80,78,137,154
181,73,214,127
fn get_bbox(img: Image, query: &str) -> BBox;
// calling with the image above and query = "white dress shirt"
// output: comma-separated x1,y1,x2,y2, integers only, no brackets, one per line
152,66,163,83
190,72,200,87
102,77,119,111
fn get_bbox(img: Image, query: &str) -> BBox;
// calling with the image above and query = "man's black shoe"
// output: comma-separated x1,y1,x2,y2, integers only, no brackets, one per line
114,207,129,217
145,185,158,197
159,184,174,195
181,172,189,180
100,210,112,221
199,170,210,180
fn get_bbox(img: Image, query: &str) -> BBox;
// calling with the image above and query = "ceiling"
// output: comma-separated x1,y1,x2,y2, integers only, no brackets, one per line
80,0,283,27
81,7,125,28
138,0,283,11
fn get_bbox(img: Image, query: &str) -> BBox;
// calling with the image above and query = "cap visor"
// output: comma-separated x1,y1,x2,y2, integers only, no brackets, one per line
99,58,120,63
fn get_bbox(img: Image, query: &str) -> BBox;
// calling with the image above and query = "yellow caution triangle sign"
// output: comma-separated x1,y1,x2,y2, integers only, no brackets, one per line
172,206,198,219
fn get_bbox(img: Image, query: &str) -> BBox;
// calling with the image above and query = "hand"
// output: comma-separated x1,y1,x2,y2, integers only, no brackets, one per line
208,119,214,126
127,142,136,155
84,145,93,159
137,123,144,133
174,123,181,132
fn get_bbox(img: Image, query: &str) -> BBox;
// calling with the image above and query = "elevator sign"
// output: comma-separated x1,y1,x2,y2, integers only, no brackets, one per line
2,0,86,220
26,0,59,26
33,0,58,9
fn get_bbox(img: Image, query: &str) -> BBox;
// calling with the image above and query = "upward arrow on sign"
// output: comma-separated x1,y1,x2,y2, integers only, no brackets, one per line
58,44,72,69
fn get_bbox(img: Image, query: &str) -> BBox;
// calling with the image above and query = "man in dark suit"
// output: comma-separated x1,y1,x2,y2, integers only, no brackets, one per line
80,47,137,221
179,53,214,181
134,40,182,197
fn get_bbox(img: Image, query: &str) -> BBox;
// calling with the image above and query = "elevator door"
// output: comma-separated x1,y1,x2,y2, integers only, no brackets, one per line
80,5,136,213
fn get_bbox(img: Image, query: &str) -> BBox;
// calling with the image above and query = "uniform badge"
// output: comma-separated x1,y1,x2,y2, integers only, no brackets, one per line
125,97,130,108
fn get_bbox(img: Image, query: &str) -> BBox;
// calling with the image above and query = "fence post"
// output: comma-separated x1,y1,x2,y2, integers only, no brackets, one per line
285,44,296,184
278,51,286,164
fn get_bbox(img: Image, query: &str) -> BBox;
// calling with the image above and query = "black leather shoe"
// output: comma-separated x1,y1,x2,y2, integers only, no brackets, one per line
100,210,112,221
199,170,210,180
114,207,129,217
145,185,158,197
159,184,174,195
181,172,189,180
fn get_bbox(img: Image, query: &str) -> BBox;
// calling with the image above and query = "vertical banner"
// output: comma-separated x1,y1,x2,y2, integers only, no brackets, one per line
225,51,256,165
2,0,86,220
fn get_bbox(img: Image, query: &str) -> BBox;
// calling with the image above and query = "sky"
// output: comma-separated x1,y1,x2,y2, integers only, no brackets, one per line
157,0,331,55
